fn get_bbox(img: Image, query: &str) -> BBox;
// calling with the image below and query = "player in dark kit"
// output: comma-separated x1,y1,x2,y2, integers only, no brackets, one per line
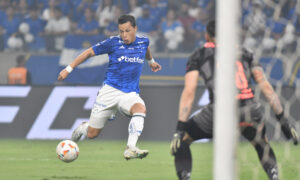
170,20,299,180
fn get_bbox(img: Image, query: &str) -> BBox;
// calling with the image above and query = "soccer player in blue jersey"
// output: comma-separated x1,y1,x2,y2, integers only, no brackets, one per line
58,14,162,160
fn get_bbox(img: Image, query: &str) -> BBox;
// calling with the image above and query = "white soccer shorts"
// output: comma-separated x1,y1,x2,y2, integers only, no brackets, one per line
88,84,145,129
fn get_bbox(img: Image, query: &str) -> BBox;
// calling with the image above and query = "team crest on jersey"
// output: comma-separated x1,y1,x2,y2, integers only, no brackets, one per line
117,56,144,64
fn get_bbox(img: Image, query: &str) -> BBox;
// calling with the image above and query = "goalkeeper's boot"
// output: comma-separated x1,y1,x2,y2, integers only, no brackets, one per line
71,122,87,142
123,146,149,160
268,167,279,180
177,170,191,180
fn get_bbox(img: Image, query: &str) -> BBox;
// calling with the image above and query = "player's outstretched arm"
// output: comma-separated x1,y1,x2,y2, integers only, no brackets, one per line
252,66,298,145
178,70,199,122
171,70,199,154
58,47,95,81
145,47,162,72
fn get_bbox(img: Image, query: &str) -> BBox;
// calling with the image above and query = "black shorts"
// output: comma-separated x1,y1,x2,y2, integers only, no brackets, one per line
186,100,266,141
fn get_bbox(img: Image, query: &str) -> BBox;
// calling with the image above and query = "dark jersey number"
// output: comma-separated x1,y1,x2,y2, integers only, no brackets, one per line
235,61,254,99
235,61,249,90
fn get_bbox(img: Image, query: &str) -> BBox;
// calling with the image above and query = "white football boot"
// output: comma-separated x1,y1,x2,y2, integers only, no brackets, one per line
123,146,149,160
71,122,87,142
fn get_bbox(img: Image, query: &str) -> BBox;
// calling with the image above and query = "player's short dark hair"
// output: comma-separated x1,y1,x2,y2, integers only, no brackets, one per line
206,20,216,38
118,14,136,27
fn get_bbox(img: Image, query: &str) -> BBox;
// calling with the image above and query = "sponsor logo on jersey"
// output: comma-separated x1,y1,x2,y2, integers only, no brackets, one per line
117,56,144,64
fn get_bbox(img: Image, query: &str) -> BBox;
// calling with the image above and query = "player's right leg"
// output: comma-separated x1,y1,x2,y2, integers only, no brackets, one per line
71,122,104,142
174,105,213,180
71,85,118,142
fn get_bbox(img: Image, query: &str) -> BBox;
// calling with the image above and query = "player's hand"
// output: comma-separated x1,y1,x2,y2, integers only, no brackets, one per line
57,69,70,81
150,62,162,72
280,119,298,145
276,112,298,145
170,131,185,155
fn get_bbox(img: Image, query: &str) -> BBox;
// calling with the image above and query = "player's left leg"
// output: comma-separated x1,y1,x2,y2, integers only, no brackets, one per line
240,102,278,180
241,125,278,180
71,109,115,142
118,93,148,160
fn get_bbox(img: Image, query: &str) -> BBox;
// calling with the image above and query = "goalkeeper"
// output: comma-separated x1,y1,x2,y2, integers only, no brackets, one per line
170,20,298,180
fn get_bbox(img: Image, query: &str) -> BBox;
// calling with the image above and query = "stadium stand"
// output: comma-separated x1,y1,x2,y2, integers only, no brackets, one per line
0,0,299,86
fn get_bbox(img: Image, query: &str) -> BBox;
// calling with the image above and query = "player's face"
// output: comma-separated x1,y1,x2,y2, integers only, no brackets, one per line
119,22,137,44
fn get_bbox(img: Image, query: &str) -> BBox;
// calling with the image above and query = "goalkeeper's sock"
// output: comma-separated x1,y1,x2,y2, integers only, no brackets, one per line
175,142,192,180
127,113,145,147
255,142,278,180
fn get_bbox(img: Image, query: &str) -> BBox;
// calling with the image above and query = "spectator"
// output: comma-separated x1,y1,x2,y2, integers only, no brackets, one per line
190,9,207,48
281,0,296,20
104,6,122,37
262,16,287,51
97,0,116,30
16,0,29,20
71,0,99,22
293,15,300,36
178,2,196,52
148,0,164,27
243,1,266,36
160,9,184,52
198,0,212,9
2,6,22,50
74,7,99,36
262,1,275,18
136,4,159,51
128,0,142,19
22,6,46,51
0,0,10,19
34,0,48,12
198,0,214,17
243,1,267,49
188,0,200,18
0,0,8,50
42,0,59,21
7,55,31,85
57,0,74,19
43,7,70,52
76,0,98,14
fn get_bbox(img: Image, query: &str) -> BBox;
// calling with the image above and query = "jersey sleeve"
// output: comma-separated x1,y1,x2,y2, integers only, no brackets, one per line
186,49,201,73
92,37,114,55
145,37,150,48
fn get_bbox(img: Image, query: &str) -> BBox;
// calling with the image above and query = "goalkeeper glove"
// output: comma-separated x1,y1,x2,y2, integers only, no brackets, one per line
276,111,298,145
170,121,187,155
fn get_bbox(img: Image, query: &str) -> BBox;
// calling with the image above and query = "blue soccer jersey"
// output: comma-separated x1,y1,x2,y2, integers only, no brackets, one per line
92,35,149,93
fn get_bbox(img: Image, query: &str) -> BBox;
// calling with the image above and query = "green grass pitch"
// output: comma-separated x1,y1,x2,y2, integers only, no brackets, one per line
0,139,299,180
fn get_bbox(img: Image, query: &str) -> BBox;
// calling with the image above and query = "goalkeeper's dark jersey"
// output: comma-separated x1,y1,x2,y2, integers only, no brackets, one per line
186,42,255,103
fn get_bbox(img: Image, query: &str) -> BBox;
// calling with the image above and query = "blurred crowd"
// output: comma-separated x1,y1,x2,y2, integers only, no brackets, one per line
0,0,299,54
0,0,215,53
242,0,300,55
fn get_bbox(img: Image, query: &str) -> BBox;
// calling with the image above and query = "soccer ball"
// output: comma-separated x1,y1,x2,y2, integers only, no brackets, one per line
56,140,79,163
